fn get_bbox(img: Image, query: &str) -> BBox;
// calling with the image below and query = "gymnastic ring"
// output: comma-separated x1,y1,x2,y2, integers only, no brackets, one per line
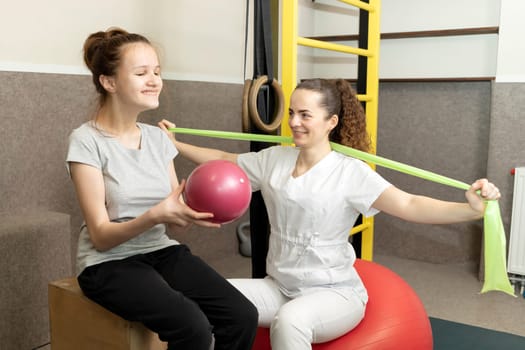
247,75,284,133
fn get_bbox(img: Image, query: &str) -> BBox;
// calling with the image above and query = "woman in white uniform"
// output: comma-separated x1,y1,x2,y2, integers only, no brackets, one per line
159,78,500,350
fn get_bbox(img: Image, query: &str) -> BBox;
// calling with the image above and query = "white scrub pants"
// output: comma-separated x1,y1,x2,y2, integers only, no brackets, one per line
228,277,366,350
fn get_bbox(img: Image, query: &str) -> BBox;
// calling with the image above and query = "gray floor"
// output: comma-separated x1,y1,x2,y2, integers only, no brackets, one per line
209,252,525,338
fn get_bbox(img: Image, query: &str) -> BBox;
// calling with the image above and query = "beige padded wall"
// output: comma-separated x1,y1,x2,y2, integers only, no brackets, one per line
0,72,93,215
487,82,525,233
374,81,492,264
0,72,94,269
4,72,508,270
0,72,250,274
482,82,525,278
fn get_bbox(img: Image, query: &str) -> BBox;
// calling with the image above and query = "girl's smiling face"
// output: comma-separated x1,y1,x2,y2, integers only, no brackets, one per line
105,42,163,113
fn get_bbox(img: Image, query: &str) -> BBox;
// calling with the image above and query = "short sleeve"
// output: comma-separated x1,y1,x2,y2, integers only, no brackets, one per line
237,146,284,192
65,125,102,176
237,151,262,191
346,160,391,217
159,127,178,162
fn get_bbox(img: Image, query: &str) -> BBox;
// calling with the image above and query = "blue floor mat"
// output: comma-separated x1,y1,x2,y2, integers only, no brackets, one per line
430,317,525,350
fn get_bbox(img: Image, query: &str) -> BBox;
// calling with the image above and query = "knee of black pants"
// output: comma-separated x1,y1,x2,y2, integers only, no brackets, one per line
237,298,259,331
166,313,214,350
239,300,259,343
215,295,259,344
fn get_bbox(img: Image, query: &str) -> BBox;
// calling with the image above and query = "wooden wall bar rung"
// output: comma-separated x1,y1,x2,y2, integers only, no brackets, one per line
308,26,499,42
380,77,496,82
346,77,495,83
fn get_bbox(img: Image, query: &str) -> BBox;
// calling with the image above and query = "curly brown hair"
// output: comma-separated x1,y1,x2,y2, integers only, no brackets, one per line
295,78,371,152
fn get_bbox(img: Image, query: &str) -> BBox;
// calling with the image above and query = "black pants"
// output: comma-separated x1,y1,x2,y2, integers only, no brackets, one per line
78,245,258,350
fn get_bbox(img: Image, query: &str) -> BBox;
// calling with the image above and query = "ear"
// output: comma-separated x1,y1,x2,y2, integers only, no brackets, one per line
99,74,116,93
328,114,339,131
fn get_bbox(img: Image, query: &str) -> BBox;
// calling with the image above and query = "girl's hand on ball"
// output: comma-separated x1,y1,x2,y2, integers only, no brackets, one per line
153,180,220,229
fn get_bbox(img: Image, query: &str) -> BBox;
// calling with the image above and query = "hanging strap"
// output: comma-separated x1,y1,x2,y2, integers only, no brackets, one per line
243,0,250,81
242,0,284,134
254,0,274,82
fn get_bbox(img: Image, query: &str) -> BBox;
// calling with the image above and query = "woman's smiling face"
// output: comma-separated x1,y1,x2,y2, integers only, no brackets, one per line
288,88,338,149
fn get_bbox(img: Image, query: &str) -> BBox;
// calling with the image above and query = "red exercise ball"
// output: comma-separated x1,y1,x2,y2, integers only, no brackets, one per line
184,160,252,224
252,259,433,350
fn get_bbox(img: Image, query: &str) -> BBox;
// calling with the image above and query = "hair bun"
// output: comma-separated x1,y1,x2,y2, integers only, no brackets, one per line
104,27,129,39
82,27,151,97
83,27,129,71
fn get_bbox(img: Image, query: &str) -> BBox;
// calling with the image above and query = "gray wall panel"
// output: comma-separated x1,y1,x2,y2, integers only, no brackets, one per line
374,81,492,263
2,72,518,269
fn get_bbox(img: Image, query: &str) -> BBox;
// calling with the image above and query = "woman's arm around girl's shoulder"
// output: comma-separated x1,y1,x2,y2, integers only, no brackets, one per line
158,119,238,164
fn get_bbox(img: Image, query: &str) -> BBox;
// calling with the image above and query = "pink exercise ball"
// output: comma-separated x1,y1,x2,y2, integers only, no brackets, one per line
252,259,433,350
184,160,252,224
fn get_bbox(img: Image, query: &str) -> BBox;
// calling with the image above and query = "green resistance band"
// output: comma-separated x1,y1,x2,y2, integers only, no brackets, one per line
171,127,515,296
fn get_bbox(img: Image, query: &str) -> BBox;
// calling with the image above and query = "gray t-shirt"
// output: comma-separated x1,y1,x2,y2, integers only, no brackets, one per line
66,121,178,275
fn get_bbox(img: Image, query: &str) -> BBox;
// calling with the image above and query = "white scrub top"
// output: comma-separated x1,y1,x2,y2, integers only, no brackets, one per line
237,146,391,300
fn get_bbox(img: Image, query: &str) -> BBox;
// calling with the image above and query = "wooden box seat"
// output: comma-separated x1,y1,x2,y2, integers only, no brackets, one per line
48,277,167,350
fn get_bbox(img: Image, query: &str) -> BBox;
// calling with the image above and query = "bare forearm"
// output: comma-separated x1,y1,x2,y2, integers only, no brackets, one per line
87,209,160,251
174,140,237,164
398,195,483,224
373,186,485,225
158,119,238,164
